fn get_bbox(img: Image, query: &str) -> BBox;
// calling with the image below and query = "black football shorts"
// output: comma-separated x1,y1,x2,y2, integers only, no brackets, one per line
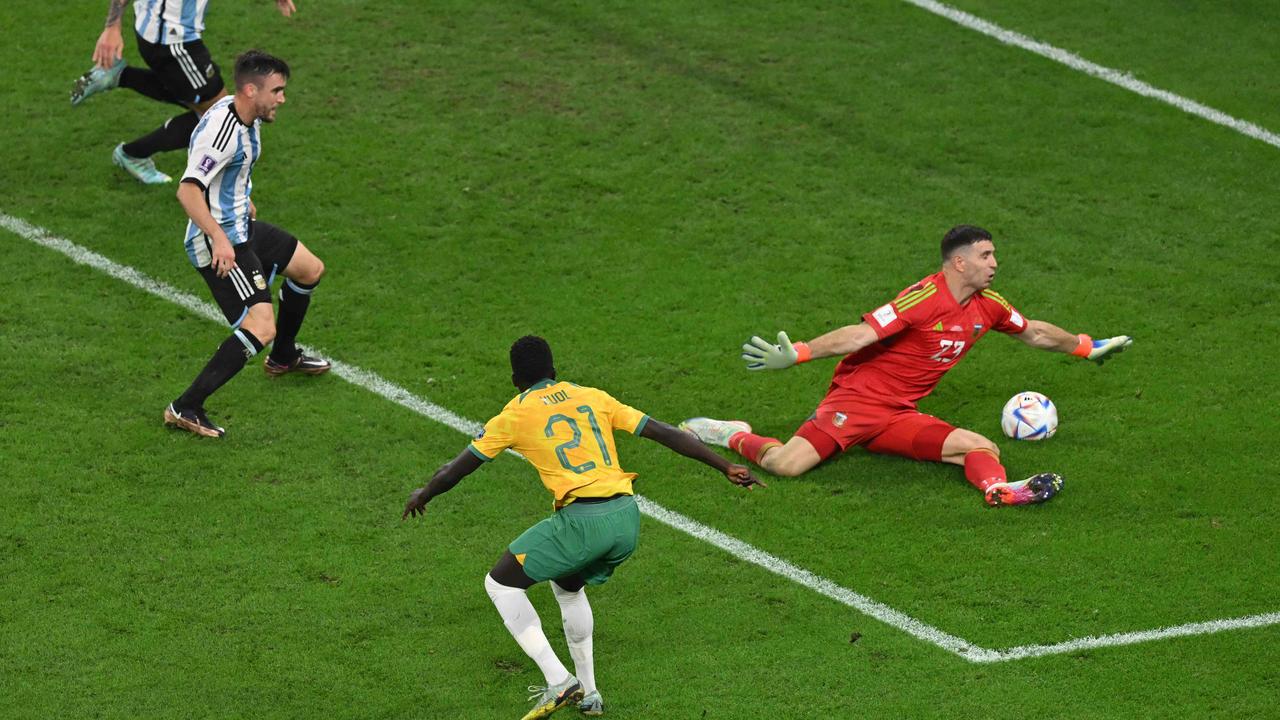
197,221,299,326
136,34,225,105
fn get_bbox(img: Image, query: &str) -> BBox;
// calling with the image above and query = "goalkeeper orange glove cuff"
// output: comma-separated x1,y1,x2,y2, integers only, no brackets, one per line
793,341,812,364
1071,334,1093,358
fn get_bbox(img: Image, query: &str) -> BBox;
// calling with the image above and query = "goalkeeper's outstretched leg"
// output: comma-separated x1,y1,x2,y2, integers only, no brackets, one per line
679,417,822,477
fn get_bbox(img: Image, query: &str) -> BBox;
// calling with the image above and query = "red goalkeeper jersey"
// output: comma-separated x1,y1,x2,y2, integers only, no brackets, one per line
830,271,1028,405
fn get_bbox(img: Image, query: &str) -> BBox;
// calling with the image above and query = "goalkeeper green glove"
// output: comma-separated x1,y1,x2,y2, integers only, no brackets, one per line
742,331,812,371
1071,334,1133,364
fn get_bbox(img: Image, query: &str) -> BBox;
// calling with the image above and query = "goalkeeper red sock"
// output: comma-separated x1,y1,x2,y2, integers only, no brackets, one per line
963,448,1006,491
728,431,782,464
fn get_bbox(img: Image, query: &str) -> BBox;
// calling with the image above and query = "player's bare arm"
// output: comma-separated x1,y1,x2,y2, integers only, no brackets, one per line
277,0,298,17
742,323,878,371
1017,319,1134,363
1015,319,1079,352
402,448,486,519
93,0,129,68
104,0,128,27
806,322,880,359
640,419,764,488
176,181,236,277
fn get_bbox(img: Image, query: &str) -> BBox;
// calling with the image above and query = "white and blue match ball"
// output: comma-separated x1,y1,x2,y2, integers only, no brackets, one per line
1001,391,1058,441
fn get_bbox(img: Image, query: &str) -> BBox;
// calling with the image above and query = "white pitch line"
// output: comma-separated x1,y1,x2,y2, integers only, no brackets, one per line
902,0,1280,151
0,210,974,661
637,497,994,661
5,209,1279,662
985,611,1280,663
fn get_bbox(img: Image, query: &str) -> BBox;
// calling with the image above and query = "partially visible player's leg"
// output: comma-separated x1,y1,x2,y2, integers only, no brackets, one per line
123,89,226,162
166,248,274,437
939,428,1007,493
254,223,331,375
938,427,1064,505
119,65,184,104
113,37,225,184
70,58,126,106
679,417,823,476
756,434,824,477
550,577,600,715
120,110,201,163
555,496,639,717
487,545,581,720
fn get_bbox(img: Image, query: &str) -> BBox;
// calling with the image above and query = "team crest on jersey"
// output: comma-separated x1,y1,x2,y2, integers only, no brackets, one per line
833,412,847,428
197,154,216,175
253,272,267,290
205,65,215,79
972,324,984,338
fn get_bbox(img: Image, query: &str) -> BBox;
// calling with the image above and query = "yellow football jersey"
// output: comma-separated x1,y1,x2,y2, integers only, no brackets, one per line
469,380,650,508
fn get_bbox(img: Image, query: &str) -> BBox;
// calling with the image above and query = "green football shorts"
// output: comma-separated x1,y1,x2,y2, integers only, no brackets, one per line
510,495,640,586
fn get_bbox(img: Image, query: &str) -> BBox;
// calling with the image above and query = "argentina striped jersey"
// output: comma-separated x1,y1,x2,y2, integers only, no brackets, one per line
133,0,211,45
181,96,260,268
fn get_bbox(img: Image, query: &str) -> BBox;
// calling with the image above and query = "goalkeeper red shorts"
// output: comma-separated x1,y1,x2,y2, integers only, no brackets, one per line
794,386,955,462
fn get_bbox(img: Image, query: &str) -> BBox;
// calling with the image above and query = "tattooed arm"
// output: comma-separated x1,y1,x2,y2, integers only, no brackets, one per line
93,0,129,68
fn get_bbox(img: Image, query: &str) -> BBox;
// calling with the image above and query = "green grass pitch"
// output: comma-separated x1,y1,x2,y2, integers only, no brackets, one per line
3,1,1278,717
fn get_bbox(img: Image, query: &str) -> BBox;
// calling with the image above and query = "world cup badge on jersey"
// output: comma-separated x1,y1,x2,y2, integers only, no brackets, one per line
254,273,267,290
972,323,984,338
833,412,847,428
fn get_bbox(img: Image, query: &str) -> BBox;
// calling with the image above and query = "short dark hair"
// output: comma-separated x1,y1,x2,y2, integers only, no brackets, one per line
234,50,290,90
510,335,556,386
940,225,993,263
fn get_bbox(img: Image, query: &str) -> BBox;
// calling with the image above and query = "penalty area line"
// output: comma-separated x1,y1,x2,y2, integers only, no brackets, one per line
902,0,1280,151
985,611,1280,663
5,209,1278,663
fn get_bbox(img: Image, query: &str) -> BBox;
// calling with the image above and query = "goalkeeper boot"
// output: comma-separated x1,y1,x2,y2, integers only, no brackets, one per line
520,675,583,720
163,403,225,438
578,691,604,716
984,472,1063,507
264,353,332,376
678,417,752,447
113,143,172,184
71,58,125,106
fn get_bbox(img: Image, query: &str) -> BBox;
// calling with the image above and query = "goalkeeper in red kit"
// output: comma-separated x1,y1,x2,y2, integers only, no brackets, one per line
680,225,1132,507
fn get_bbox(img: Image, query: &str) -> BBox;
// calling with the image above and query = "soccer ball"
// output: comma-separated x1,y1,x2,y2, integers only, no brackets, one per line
1001,391,1058,440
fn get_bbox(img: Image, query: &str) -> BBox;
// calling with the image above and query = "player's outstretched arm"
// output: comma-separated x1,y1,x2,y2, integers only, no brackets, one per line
275,0,297,17
1017,320,1133,364
402,449,486,519
741,324,877,371
640,419,765,489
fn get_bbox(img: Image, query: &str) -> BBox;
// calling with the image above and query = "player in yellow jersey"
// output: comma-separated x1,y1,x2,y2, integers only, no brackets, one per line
403,336,762,719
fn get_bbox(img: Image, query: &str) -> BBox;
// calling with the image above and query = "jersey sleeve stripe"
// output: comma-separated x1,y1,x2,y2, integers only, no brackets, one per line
894,284,937,312
467,444,496,462
981,289,1011,309
894,284,932,305
212,113,237,152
